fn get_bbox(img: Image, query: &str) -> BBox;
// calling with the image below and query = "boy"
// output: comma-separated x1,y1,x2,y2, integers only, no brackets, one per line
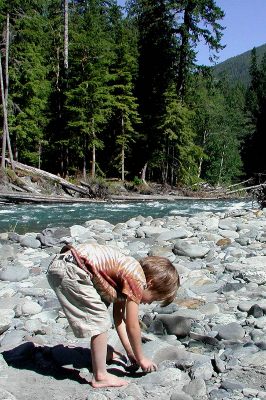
47,243,179,388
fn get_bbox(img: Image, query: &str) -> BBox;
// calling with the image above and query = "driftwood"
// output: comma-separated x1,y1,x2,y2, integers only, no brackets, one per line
225,183,266,195
0,192,101,204
5,159,94,197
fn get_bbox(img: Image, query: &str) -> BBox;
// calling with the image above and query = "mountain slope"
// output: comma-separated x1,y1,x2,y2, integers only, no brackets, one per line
212,43,266,86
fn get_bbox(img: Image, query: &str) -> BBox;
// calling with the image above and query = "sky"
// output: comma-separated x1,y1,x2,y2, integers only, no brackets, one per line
118,0,266,66
196,0,266,66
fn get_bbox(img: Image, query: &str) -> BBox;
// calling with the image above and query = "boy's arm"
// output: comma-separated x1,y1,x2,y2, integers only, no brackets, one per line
113,300,136,361
125,299,157,373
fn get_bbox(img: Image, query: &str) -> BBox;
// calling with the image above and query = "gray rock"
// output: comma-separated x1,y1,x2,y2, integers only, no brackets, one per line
0,315,11,334
183,378,207,399
173,240,209,258
156,314,191,337
217,322,245,340
20,236,41,249
247,304,265,317
170,392,193,400
156,229,189,242
0,329,26,348
220,379,244,392
0,264,30,281
190,359,214,380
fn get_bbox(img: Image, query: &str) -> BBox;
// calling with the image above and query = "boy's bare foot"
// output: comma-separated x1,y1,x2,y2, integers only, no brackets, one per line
91,372,130,388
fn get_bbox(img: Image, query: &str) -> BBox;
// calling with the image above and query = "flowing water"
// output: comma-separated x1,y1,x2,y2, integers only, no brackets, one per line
0,198,258,235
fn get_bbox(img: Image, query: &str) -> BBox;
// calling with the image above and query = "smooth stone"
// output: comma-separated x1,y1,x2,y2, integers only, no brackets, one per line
0,244,16,259
198,303,220,315
242,351,266,366
171,309,205,321
20,236,41,248
220,379,244,391
142,341,186,365
0,265,30,282
0,316,11,334
24,319,42,332
217,322,245,340
219,230,239,239
183,378,207,399
190,359,214,380
136,226,170,238
21,301,43,315
156,315,191,338
238,300,255,312
156,229,189,242
30,310,58,322
247,304,264,317
153,303,179,314
70,225,88,237
173,240,209,258
170,392,193,400
218,282,245,293
0,330,26,348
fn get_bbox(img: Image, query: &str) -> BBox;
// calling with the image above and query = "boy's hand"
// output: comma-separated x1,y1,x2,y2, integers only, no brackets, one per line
139,357,158,373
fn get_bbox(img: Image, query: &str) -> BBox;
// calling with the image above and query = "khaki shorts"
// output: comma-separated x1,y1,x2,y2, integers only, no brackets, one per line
47,255,112,338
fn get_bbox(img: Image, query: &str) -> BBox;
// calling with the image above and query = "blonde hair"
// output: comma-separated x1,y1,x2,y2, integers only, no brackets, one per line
139,256,180,307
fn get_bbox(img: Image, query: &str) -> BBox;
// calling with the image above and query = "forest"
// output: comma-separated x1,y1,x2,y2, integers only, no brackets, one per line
1,0,266,189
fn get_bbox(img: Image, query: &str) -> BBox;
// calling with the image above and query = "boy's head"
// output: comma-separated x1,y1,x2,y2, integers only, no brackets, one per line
139,256,180,307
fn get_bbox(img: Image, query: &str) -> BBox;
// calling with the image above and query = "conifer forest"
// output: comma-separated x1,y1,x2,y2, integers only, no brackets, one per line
1,0,266,188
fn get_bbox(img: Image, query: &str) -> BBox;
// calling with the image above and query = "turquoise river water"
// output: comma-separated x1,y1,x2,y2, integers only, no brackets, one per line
0,198,258,235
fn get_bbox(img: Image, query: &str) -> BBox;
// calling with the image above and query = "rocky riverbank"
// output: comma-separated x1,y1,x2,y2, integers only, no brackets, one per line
1,207,266,400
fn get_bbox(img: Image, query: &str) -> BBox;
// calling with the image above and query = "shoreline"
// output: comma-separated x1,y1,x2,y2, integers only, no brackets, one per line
0,208,266,399
0,191,251,205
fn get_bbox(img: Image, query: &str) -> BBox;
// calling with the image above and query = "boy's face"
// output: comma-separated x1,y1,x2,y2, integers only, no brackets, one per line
140,289,162,305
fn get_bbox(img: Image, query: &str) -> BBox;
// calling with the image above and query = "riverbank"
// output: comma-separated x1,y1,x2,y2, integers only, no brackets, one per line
1,208,266,400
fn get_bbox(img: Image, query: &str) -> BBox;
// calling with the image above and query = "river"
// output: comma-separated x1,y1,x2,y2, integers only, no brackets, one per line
0,198,258,235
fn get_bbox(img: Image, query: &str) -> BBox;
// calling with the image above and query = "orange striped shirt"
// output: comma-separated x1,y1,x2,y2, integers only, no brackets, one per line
75,244,146,305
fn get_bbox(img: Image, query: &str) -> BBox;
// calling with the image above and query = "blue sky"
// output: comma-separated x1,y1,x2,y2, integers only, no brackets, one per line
118,0,266,66
196,0,266,65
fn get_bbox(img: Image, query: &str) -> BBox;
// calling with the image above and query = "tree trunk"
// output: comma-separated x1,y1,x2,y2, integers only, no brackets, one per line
141,162,149,186
217,144,226,185
5,159,94,197
0,27,14,171
121,115,125,181
63,0,69,74
91,118,96,179
0,53,7,168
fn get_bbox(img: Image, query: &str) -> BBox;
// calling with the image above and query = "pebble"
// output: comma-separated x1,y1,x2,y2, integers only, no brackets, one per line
0,207,266,400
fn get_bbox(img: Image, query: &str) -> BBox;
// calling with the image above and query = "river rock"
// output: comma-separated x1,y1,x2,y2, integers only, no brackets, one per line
173,240,209,258
155,315,191,337
0,264,30,281
217,322,245,340
1,208,266,400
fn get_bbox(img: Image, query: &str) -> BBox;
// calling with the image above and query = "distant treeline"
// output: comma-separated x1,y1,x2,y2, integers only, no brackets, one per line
213,43,266,87
1,0,266,187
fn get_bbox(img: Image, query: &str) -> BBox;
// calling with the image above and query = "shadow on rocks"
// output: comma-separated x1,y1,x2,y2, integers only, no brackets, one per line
1,342,132,383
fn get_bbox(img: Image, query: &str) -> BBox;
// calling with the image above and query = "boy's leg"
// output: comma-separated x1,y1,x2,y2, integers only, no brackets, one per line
91,331,130,388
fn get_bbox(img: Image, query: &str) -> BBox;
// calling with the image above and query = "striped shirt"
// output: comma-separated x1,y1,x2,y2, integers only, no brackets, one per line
75,244,146,305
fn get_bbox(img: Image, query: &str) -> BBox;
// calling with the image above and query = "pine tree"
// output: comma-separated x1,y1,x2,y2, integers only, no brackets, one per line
173,0,225,96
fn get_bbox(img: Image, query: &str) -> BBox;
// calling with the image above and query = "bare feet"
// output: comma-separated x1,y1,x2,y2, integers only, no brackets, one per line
91,372,130,388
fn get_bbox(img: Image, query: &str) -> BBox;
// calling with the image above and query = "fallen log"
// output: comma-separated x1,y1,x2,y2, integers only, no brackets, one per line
225,183,266,195
0,192,102,204
5,159,94,197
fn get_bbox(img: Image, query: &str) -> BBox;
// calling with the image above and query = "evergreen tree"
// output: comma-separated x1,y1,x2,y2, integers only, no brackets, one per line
65,0,115,179
244,48,266,180
160,85,203,185
105,6,140,180
172,0,225,96
1,0,50,166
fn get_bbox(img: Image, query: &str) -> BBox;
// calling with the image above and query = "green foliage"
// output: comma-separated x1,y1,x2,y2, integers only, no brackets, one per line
0,0,252,188
133,176,142,185
213,43,266,87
